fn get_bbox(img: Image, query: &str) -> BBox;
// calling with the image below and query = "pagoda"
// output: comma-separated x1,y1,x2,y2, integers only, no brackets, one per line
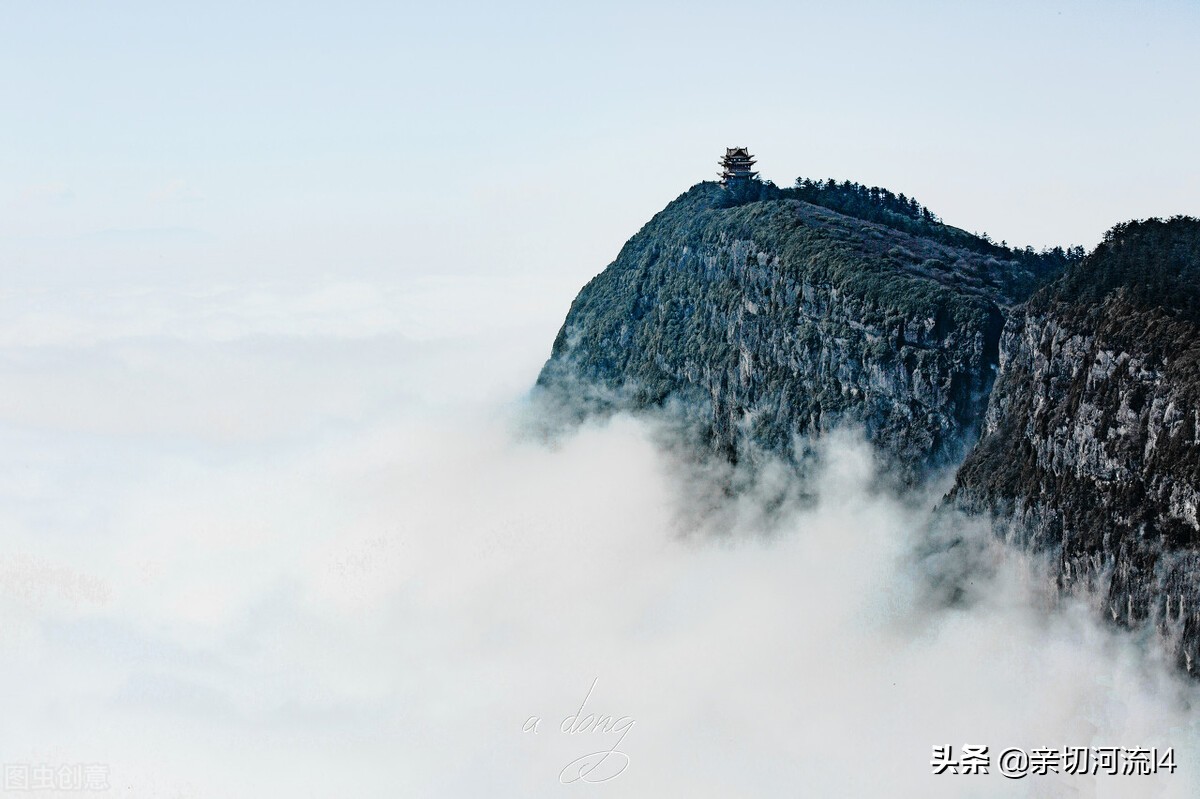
719,147,759,187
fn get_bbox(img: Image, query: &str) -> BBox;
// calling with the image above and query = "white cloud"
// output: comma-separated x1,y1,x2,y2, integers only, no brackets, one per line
0,277,1195,797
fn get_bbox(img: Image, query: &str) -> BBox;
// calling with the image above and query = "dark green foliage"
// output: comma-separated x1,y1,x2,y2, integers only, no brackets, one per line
1029,216,1200,323
785,177,1085,275
791,177,938,224
713,178,783,208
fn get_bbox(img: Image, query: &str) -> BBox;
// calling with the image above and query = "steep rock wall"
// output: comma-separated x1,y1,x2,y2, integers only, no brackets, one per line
952,217,1200,667
538,182,1056,479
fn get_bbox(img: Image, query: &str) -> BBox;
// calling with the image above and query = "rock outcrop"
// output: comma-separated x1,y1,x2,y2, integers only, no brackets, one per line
537,181,1063,480
951,217,1200,668
536,178,1200,666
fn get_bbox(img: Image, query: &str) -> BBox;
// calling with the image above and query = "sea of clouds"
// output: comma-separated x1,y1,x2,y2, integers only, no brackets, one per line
0,272,1197,797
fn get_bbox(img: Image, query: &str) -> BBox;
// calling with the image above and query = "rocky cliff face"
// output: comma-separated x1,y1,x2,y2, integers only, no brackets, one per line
537,182,1062,480
952,218,1200,669
538,179,1200,666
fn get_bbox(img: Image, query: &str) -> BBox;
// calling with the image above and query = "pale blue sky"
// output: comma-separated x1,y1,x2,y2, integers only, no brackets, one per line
3,0,1198,290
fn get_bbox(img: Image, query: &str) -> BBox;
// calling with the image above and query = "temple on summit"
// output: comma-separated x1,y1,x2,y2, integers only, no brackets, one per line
719,147,758,187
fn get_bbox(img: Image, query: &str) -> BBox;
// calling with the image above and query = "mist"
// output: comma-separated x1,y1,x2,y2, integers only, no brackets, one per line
1,272,1197,797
